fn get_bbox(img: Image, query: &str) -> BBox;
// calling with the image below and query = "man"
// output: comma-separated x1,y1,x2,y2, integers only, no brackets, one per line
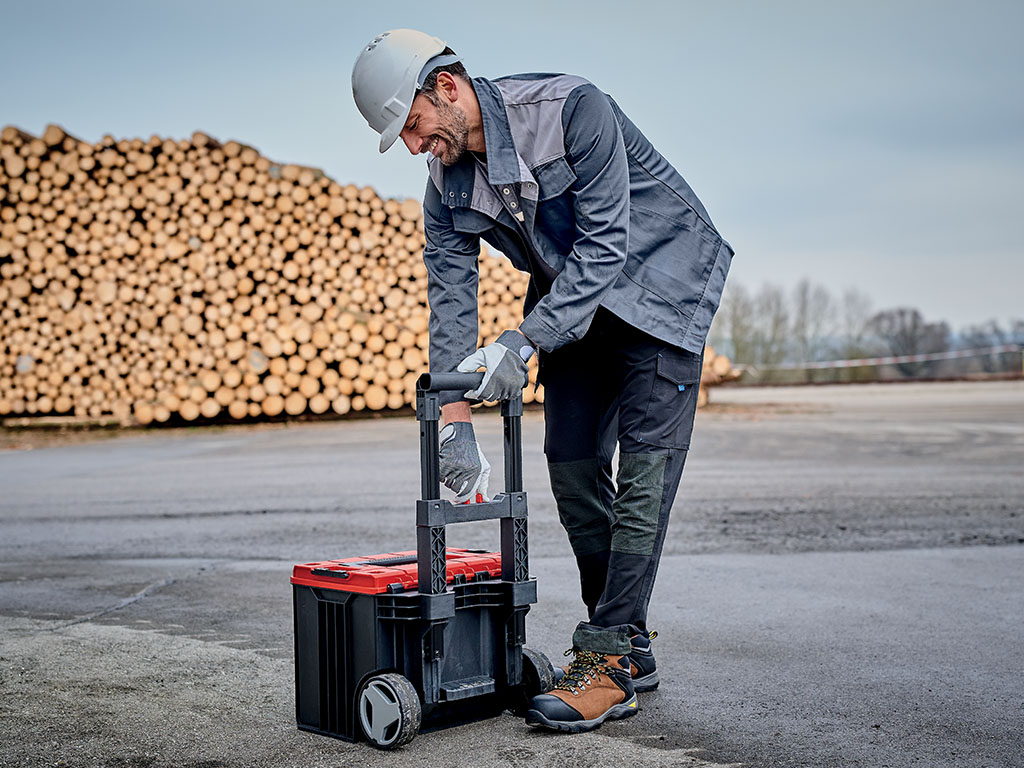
352,29,732,733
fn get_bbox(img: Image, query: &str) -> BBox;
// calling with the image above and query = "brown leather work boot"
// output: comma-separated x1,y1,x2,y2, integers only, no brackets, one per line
525,650,638,732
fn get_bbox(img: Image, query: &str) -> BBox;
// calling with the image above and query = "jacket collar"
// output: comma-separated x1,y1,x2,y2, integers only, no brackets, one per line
428,76,521,207
472,77,521,185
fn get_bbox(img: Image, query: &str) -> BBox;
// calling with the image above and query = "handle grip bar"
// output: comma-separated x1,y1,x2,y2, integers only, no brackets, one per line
416,371,485,395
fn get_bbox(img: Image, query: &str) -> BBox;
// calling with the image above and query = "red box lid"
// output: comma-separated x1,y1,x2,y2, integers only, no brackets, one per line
291,548,502,594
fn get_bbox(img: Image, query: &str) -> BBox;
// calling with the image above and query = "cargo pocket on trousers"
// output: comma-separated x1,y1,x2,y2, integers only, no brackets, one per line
635,350,702,449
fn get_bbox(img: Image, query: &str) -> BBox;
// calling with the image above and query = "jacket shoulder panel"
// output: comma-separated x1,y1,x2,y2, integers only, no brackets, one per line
495,74,592,168
494,73,592,106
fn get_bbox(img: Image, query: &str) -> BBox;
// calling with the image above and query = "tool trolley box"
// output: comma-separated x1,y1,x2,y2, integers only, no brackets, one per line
292,373,555,749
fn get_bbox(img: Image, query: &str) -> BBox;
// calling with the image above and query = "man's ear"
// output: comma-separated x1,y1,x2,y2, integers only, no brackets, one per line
434,71,460,103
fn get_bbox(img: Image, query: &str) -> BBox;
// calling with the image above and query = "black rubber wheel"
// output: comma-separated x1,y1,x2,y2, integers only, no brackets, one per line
356,672,421,749
510,647,556,715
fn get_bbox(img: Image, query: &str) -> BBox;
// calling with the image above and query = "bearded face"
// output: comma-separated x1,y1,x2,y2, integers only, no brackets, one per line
422,93,470,166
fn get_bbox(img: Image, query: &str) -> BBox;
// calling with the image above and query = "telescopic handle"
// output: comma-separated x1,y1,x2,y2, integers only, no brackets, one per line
414,371,528,595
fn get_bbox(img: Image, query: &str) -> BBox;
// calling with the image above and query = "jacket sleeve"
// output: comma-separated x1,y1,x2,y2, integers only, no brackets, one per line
422,176,481,405
517,83,630,352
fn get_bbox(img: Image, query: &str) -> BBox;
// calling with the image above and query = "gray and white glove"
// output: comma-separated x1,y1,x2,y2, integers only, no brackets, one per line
438,421,491,504
456,329,535,401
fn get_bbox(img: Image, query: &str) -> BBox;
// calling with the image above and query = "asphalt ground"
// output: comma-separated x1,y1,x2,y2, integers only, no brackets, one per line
1,380,1022,768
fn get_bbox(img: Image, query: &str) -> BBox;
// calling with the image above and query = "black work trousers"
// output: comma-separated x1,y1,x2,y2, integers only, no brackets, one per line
541,308,703,655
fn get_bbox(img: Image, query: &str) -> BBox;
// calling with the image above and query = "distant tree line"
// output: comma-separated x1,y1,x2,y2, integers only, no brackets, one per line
709,279,1024,379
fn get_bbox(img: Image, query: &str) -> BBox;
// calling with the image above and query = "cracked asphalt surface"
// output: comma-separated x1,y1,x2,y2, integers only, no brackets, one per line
1,381,1022,767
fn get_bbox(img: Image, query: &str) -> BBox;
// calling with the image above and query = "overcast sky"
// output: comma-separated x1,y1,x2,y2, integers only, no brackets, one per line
2,0,1021,330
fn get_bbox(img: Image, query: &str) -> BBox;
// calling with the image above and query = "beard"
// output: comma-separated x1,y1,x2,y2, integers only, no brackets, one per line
429,98,470,166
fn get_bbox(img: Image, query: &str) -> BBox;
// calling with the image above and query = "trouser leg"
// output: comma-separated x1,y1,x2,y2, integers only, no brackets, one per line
547,459,615,618
579,317,704,650
588,448,689,633
542,324,619,618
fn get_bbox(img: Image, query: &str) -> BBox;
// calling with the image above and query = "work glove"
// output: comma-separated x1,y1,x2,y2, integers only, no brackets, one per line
438,421,491,504
456,329,535,401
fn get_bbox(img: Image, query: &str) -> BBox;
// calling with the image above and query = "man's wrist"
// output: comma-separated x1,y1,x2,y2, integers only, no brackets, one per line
441,401,473,424
497,329,535,362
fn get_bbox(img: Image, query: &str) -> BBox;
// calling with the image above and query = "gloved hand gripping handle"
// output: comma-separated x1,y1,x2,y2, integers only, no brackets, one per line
415,372,522,499
417,372,485,503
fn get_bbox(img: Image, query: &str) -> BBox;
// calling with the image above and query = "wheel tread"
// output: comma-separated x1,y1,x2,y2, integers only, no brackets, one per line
357,672,421,749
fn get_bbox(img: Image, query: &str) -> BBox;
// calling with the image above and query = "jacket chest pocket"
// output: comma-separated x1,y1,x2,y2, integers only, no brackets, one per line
533,157,576,201
532,157,578,247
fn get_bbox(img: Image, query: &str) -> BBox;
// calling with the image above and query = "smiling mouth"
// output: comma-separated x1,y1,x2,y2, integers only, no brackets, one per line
428,136,439,155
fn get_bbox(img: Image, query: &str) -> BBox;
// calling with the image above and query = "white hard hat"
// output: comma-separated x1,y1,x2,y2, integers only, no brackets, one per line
352,29,462,153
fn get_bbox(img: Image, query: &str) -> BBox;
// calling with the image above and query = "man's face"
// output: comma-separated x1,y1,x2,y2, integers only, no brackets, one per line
400,92,469,166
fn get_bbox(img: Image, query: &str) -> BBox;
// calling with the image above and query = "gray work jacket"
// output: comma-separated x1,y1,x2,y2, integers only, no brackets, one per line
423,74,733,388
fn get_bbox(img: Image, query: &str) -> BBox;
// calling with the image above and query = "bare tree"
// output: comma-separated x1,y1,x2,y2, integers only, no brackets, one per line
837,287,876,359
711,281,978,382
712,281,806,373
713,281,757,364
752,283,790,370
1007,319,1024,345
707,287,735,357
1011,320,1024,377
959,320,1005,348
959,320,1019,373
869,308,950,376
790,279,837,363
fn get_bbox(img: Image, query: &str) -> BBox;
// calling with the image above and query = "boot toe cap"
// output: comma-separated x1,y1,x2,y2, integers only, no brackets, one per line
526,693,583,723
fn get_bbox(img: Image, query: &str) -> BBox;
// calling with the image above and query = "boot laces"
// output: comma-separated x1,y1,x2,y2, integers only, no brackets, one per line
555,649,612,695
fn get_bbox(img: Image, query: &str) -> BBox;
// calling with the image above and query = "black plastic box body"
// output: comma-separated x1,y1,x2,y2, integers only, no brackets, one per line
293,573,537,741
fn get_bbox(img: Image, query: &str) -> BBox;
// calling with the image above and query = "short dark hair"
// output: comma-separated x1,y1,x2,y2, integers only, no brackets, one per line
419,47,469,103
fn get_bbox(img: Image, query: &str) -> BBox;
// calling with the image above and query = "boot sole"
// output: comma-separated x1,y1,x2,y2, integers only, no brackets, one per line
525,694,639,733
632,670,659,692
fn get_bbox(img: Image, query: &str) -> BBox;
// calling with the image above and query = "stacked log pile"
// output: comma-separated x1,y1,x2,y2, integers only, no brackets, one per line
0,124,735,426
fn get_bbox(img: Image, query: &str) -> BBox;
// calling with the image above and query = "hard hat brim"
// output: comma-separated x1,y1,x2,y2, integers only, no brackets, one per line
377,74,419,153
379,114,404,153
